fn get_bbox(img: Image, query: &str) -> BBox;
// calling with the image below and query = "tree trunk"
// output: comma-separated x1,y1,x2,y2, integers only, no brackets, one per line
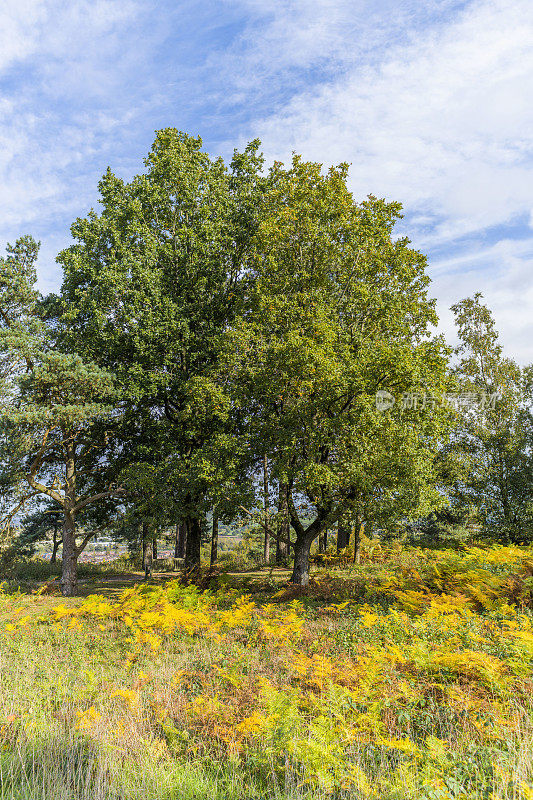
174,523,181,559
337,518,351,552
353,520,364,564
184,517,202,569
152,533,158,561
210,511,219,566
61,513,78,596
290,533,314,586
50,526,59,564
175,521,186,559
60,434,78,597
318,532,325,554
263,455,270,564
276,482,290,565
143,520,153,579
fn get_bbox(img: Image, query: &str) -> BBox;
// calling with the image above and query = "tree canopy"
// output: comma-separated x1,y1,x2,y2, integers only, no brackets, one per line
1,130,531,594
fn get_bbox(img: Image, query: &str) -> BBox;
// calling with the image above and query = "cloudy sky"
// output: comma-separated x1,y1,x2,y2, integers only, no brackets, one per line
1,0,531,359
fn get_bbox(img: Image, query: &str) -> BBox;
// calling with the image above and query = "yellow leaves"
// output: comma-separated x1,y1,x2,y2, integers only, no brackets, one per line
31,551,533,788
465,545,528,568
75,705,101,732
504,628,533,658
359,610,381,628
189,694,224,720
78,596,115,618
133,670,151,690
325,600,351,615
491,764,533,800
234,711,266,739
291,651,336,691
52,604,74,621
0,714,19,743
377,736,421,756
425,593,473,619
111,688,140,712
217,596,255,629
170,670,187,688
392,588,430,613
4,615,30,633
381,644,408,665
132,629,162,653
346,764,372,796
212,665,243,689
258,605,304,644
430,649,507,687
425,736,449,762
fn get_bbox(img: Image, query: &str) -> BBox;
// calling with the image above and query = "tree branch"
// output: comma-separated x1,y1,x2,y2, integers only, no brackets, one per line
26,430,65,506
72,487,125,514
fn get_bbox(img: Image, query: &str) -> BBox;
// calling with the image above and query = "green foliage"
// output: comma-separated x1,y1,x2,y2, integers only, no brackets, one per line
223,155,452,581
1,131,532,595
446,294,533,543
56,130,265,533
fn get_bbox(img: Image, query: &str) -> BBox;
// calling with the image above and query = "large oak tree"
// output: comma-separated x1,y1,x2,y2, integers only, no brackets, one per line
222,157,451,584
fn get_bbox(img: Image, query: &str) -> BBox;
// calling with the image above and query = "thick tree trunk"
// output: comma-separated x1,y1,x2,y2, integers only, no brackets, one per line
50,526,60,564
276,482,290,565
175,521,186,559
61,513,78,597
290,533,314,586
263,456,270,564
337,518,351,552
210,512,219,566
184,517,202,569
60,435,78,597
143,520,153,579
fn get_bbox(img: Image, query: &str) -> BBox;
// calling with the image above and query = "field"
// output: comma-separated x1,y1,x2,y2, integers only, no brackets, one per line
1,543,533,800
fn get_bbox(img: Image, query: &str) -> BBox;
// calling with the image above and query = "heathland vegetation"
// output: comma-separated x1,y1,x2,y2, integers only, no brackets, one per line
0,130,532,799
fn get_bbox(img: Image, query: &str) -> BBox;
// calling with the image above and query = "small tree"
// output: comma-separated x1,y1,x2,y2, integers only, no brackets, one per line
4,352,122,595
448,294,533,543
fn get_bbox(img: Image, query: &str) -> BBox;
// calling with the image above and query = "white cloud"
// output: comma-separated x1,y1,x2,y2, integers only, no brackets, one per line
225,0,533,361
432,237,533,363
222,0,465,76
0,0,152,284
0,1,47,73
0,0,530,363
244,0,533,231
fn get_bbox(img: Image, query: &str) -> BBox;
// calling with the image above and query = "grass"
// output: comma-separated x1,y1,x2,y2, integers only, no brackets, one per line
0,543,533,799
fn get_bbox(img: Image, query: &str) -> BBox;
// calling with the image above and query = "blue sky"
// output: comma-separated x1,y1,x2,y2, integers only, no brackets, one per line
1,0,531,359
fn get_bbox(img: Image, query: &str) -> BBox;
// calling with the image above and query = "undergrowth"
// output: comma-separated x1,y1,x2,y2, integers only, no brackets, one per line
1,544,533,799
